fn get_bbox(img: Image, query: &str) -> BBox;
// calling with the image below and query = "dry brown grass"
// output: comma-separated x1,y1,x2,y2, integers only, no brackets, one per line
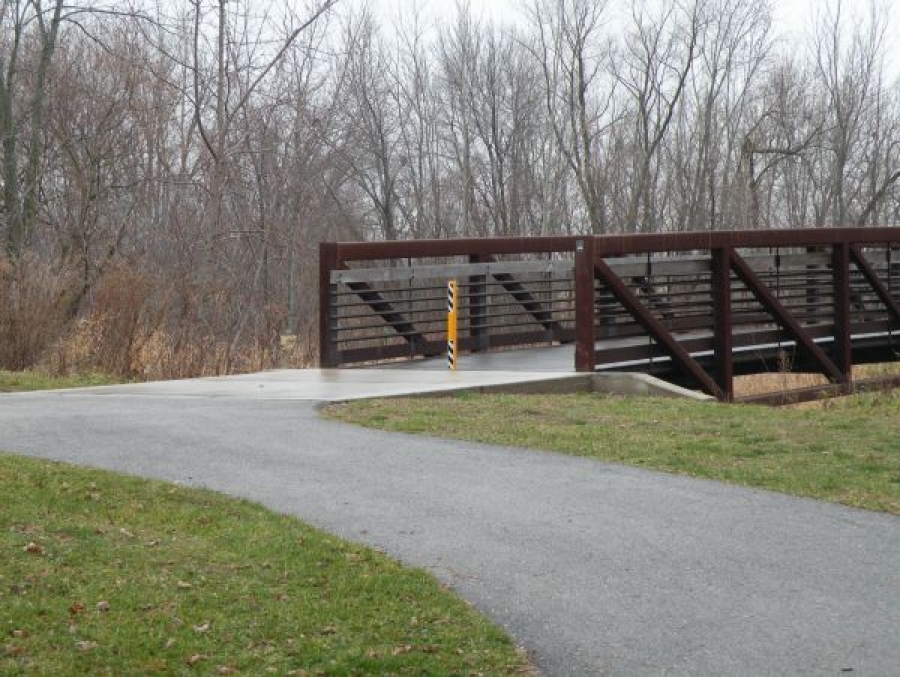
734,363,900,399
0,255,73,371
733,372,829,398
2,256,316,381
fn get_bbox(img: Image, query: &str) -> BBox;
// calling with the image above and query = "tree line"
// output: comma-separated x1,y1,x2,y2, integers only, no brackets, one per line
1,0,897,376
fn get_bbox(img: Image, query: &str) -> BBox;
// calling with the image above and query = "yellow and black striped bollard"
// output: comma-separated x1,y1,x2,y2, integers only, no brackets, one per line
447,279,458,371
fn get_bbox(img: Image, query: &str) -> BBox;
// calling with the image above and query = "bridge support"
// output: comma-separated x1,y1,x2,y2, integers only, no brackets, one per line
575,238,596,371
593,256,724,400
468,253,490,352
711,247,734,401
319,242,338,368
833,243,853,390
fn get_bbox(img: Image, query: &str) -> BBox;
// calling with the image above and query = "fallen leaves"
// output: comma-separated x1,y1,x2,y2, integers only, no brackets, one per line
23,542,44,555
4,643,26,657
3,456,529,676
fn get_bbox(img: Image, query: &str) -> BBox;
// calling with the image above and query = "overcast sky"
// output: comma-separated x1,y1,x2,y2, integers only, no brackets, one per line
355,0,896,70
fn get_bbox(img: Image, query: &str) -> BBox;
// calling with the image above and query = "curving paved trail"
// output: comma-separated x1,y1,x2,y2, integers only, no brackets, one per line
2,380,899,676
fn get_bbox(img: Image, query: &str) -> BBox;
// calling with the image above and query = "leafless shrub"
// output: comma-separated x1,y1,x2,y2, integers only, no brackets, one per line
0,256,73,371
82,266,156,378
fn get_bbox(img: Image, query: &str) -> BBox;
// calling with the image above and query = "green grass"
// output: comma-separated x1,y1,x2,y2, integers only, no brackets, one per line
0,370,117,393
325,391,900,515
0,454,528,675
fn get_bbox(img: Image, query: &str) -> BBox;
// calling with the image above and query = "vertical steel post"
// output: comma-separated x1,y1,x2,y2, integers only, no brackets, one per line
468,254,489,352
833,242,852,389
711,247,734,401
574,238,597,372
318,242,339,368
447,280,458,370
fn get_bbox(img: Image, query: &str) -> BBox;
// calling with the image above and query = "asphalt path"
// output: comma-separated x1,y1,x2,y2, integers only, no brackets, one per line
2,387,899,675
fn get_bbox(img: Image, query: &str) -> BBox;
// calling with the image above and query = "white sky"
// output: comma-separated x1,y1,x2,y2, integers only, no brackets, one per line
361,0,832,28
357,0,898,76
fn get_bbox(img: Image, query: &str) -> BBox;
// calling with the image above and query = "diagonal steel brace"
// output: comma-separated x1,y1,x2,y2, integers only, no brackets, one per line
593,257,724,399
729,252,842,382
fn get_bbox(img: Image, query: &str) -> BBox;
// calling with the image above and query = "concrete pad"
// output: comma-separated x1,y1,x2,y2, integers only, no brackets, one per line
25,368,579,402
592,372,715,401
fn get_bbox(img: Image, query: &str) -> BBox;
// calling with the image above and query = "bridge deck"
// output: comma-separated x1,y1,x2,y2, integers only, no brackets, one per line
387,329,898,373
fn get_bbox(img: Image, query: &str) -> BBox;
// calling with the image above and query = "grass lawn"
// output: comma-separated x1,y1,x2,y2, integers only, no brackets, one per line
0,370,117,393
0,454,528,675
326,391,900,515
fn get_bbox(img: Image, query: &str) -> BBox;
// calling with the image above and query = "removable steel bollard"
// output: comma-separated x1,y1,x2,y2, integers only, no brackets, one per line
447,280,458,370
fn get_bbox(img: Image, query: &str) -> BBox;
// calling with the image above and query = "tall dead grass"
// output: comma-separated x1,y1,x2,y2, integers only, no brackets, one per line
0,255,72,371
734,364,900,400
1,256,316,380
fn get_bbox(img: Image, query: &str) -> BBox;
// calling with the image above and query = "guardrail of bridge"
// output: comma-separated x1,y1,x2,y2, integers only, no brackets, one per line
574,228,900,401
319,237,582,367
320,228,900,402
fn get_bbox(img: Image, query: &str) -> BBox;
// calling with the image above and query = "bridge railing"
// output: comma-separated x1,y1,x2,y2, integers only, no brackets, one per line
320,228,900,401
319,237,581,367
574,228,900,400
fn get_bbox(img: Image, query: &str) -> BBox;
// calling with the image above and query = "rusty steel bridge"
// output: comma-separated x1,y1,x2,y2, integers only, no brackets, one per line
319,228,900,403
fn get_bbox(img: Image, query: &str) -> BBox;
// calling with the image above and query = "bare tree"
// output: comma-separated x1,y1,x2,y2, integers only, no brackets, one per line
613,0,704,233
1,0,64,256
335,11,405,240
811,0,888,226
187,0,338,242
528,0,615,234
667,0,771,231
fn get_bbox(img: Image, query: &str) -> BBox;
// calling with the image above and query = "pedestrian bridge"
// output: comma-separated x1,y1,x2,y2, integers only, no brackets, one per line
319,228,900,403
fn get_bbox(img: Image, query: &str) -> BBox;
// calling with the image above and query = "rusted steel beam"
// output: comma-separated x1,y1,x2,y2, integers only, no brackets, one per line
574,238,597,371
490,270,565,341
832,243,853,387
711,247,734,401
729,251,843,383
593,256,724,399
849,245,900,323
332,228,900,263
344,281,430,353
591,227,900,257
335,236,581,262
319,242,339,367
336,329,569,366
337,342,431,366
